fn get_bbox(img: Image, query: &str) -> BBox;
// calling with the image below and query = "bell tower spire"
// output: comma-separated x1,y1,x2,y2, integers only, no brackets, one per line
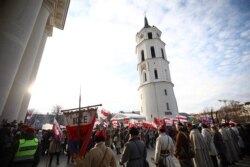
144,16,150,28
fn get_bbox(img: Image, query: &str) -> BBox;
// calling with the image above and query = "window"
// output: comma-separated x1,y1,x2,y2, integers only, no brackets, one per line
164,89,167,95
165,112,172,115
148,32,152,39
161,48,165,59
166,103,170,110
151,46,155,58
154,69,158,79
144,72,147,82
141,50,145,61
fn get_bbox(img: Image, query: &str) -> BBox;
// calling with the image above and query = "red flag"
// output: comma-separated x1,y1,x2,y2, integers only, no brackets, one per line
154,117,159,125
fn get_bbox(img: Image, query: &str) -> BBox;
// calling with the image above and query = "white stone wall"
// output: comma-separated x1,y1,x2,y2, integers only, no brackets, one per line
136,21,178,122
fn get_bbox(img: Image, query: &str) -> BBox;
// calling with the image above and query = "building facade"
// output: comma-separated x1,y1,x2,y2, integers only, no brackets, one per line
0,0,70,122
136,17,178,122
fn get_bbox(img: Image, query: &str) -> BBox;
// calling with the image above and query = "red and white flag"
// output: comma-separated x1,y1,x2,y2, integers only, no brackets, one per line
176,115,187,122
63,108,97,157
112,120,119,128
100,108,110,117
53,118,63,142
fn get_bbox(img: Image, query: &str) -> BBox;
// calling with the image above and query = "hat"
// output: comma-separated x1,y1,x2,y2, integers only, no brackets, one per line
26,127,35,134
158,124,165,132
186,122,192,127
129,127,139,136
95,130,107,140
177,121,184,127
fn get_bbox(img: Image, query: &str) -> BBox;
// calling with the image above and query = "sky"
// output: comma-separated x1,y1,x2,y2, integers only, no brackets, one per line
28,0,250,115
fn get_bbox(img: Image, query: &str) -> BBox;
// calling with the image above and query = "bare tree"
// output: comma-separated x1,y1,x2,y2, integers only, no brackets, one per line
51,105,63,125
51,105,62,115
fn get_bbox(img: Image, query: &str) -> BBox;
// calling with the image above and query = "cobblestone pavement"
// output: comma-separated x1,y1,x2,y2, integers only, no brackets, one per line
12,147,250,167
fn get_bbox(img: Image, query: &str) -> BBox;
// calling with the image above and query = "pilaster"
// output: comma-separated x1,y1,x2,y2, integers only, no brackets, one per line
0,0,43,117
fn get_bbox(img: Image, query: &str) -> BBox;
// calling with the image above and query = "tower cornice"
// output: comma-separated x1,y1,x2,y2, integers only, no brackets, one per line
137,58,169,69
136,38,166,53
138,81,175,91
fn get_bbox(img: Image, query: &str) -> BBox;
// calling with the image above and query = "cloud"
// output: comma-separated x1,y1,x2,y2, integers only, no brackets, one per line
29,0,250,115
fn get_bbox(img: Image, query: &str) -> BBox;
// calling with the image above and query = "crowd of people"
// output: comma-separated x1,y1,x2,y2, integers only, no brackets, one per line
1,118,250,167
75,121,250,167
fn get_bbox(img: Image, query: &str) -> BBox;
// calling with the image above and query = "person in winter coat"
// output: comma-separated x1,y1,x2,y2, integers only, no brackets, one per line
174,122,194,167
153,124,176,167
48,135,61,166
211,125,228,167
188,124,214,167
119,127,147,167
201,124,218,167
219,123,239,165
83,130,117,167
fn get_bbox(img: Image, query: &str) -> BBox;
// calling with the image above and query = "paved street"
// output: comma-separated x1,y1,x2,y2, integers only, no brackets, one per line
35,147,250,167
37,147,180,167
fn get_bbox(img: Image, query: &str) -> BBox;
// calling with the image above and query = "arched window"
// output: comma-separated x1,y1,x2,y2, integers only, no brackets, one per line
148,32,152,39
161,48,165,59
154,69,158,79
144,73,147,82
166,103,170,110
142,71,147,82
164,89,167,95
151,46,155,58
141,50,145,62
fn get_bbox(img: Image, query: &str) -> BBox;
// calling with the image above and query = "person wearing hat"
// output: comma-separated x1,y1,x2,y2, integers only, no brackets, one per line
152,124,175,167
119,127,148,167
211,125,228,167
174,122,194,167
188,123,214,167
83,130,117,167
201,123,218,167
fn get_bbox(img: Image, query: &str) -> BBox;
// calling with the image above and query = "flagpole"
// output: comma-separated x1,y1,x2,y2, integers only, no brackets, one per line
77,85,81,154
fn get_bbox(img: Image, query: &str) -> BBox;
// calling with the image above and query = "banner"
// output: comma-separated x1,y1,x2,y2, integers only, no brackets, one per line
63,108,97,157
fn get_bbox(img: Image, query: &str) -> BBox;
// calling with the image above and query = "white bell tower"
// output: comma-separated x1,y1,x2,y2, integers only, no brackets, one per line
136,17,178,122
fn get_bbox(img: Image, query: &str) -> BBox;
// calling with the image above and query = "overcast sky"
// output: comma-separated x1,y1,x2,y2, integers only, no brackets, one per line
29,0,250,114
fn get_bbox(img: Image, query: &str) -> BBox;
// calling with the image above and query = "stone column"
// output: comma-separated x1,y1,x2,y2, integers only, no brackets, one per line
0,0,43,116
1,3,51,121
18,30,49,122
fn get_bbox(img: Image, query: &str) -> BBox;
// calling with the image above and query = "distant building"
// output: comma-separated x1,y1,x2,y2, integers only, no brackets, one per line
111,112,145,122
136,17,179,121
25,113,65,130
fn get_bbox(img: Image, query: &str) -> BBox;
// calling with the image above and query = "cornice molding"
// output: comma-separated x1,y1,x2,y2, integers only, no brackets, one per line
43,0,70,31
43,0,70,36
